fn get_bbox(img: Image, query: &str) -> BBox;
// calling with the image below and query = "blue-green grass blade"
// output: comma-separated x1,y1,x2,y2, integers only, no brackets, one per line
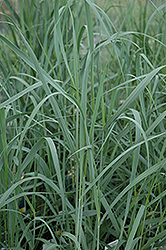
61,231,81,250
125,205,145,250
82,156,166,203
0,108,8,189
45,137,64,195
100,192,120,236
0,82,42,109
142,230,166,249
104,66,165,130
110,159,166,210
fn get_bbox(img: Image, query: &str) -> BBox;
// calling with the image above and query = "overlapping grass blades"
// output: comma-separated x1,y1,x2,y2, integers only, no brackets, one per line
0,0,166,249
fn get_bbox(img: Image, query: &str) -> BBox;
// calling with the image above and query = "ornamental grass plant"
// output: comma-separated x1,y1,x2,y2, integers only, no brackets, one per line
0,0,166,249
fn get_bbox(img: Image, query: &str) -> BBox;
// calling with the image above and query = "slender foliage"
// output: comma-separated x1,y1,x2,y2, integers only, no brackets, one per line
0,0,166,249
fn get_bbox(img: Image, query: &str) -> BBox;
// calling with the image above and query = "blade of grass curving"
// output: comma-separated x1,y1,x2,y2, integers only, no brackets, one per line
34,217,58,245
2,192,57,217
83,131,166,200
0,32,83,113
35,173,74,212
61,231,81,250
15,92,60,158
45,137,65,202
0,174,74,212
144,3,166,35
0,29,84,151
68,145,92,158
0,82,42,109
85,0,116,35
82,155,166,205
104,66,165,130
110,160,166,210
18,29,77,157
120,115,149,168
77,25,86,54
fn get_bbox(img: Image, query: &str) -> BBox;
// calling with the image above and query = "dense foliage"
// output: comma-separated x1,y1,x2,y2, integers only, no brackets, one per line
0,0,166,249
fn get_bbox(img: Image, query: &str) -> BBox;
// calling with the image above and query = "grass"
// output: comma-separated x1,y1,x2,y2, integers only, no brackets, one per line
0,0,166,249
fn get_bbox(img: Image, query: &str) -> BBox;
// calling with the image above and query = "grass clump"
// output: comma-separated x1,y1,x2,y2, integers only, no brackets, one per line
0,0,166,249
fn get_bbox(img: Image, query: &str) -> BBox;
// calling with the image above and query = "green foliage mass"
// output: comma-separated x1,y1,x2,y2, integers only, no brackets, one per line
0,0,166,249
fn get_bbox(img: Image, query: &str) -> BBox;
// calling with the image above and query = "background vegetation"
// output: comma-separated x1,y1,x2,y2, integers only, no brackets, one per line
0,0,166,249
